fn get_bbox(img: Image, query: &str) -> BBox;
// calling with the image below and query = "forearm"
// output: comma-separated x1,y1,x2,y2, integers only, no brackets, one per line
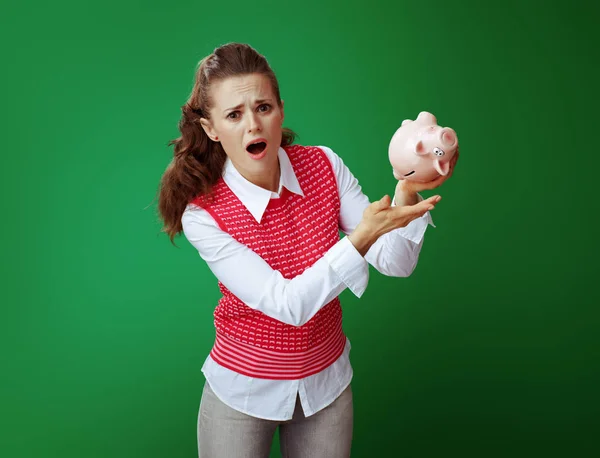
253,244,358,325
182,209,369,327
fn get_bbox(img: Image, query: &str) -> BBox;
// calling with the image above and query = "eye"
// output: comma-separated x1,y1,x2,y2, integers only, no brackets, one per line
257,103,271,113
433,147,445,157
227,111,240,120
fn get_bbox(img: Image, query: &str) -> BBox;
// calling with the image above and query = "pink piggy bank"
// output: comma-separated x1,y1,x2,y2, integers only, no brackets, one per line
388,111,459,182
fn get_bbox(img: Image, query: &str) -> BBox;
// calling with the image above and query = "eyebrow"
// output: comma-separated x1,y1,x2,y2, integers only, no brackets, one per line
223,98,273,114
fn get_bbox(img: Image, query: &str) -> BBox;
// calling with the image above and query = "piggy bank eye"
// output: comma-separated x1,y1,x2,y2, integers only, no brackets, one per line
433,147,445,157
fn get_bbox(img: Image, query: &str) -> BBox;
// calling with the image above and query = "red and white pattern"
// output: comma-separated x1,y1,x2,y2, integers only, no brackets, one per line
191,145,346,380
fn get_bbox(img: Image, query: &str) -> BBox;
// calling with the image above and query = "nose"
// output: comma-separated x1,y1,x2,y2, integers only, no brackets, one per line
247,112,262,133
440,128,457,147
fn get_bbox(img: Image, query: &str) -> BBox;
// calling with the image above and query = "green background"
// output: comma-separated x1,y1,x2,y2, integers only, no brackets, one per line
2,0,599,456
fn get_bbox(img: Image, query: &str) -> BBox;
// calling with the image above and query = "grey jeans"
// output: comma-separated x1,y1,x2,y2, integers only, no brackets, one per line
197,382,353,458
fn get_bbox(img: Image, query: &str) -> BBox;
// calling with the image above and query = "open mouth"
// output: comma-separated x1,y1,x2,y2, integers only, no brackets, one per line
246,141,267,155
404,171,415,177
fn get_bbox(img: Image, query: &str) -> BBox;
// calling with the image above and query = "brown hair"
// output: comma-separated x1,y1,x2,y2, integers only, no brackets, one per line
156,42,296,244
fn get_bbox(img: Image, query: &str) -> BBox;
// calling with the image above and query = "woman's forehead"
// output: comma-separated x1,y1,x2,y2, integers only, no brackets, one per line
211,74,275,108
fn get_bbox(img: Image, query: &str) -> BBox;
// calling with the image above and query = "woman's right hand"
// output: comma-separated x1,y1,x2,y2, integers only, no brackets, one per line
348,194,441,256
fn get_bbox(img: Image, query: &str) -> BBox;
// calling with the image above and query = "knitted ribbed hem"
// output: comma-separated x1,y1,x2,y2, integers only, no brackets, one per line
209,324,347,380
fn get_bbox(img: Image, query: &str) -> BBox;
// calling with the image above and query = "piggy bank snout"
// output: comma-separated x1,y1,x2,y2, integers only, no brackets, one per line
440,128,457,148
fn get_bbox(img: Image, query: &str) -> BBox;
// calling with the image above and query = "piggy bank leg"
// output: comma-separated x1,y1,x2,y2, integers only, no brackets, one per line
417,111,437,124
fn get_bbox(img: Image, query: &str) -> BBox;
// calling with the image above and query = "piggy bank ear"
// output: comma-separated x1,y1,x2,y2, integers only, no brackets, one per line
414,140,427,155
434,159,450,176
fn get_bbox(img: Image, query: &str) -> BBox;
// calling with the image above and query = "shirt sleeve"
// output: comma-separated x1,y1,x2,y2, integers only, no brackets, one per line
181,206,369,327
318,145,435,277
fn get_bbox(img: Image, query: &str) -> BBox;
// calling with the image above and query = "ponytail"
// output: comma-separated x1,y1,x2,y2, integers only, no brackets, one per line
157,103,226,244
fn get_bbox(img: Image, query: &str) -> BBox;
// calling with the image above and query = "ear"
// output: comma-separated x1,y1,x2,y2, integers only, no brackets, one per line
200,118,219,142
280,99,285,124
434,159,450,176
414,140,427,155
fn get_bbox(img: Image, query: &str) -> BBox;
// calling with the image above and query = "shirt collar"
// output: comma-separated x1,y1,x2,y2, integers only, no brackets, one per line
222,147,305,223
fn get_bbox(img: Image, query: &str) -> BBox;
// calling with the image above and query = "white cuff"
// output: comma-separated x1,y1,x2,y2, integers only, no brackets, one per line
391,214,430,244
325,237,369,298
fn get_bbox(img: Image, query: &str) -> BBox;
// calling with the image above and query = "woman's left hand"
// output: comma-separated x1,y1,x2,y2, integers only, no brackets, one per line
394,149,459,205
394,150,460,206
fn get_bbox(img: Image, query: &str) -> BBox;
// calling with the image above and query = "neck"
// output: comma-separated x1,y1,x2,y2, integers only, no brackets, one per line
241,159,281,193
259,167,280,193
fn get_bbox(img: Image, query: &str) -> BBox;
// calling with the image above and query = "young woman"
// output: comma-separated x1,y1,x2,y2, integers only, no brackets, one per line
157,42,456,458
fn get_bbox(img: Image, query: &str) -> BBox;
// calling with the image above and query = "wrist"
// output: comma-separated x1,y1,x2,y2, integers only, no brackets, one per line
348,226,375,257
394,181,419,206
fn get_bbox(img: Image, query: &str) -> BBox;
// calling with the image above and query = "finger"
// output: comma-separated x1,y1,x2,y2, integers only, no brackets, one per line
423,194,442,205
453,150,459,165
395,195,439,219
381,194,392,207
449,152,459,171
372,194,391,212
419,174,447,191
417,195,440,212
447,150,459,177
396,206,429,225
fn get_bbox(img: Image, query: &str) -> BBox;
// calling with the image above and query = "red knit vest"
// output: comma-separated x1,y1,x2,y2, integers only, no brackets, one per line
191,145,346,380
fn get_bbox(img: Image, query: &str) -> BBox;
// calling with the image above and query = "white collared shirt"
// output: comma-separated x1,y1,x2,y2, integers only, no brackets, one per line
181,145,434,420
